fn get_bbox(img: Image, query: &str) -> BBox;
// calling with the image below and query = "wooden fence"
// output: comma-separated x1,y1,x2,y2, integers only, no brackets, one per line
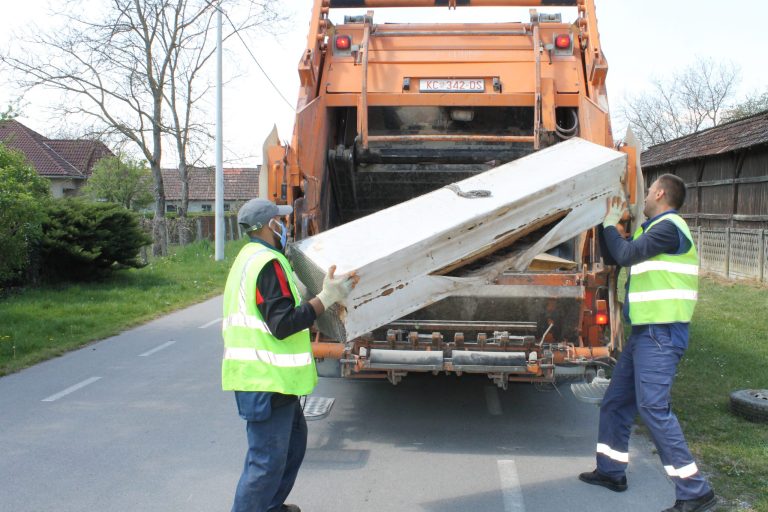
696,227,767,282
139,215,243,261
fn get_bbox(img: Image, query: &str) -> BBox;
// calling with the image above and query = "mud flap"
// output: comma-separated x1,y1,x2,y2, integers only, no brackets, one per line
570,370,610,405
303,396,335,421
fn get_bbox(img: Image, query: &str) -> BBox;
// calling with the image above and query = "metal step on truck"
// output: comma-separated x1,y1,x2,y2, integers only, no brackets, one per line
261,0,645,391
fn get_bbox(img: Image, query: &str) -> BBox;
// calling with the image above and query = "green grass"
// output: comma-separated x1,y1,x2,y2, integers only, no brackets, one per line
617,271,768,510
676,277,768,511
0,238,247,376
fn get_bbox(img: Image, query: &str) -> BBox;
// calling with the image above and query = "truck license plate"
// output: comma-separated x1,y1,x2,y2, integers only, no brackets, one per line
419,78,485,93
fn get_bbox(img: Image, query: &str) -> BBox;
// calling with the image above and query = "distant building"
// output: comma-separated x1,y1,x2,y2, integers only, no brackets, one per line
0,119,113,198
161,166,260,214
641,110,768,230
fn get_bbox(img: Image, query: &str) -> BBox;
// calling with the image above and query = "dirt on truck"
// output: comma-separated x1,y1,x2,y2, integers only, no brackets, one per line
262,0,644,388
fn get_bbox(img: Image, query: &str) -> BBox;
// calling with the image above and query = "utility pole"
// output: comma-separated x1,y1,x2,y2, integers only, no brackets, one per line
214,1,225,261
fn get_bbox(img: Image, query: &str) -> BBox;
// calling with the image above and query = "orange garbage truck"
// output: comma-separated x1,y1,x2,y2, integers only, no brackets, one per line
261,0,643,388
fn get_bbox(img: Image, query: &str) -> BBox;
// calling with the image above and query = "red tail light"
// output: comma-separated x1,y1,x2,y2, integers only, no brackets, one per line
335,35,351,50
595,299,608,325
554,34,571,49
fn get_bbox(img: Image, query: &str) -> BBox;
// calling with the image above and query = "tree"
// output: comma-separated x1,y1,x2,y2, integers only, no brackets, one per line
162,3,283,229
2,0,283,255
161,2,282,243
0,141,50,286
1,97,24,121
721,89,768,123
81,154,154,211
622,58,740,148
1,105,19,121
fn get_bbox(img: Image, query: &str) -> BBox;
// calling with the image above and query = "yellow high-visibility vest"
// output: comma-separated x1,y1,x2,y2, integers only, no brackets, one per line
627,214,699,325
221,243,317,395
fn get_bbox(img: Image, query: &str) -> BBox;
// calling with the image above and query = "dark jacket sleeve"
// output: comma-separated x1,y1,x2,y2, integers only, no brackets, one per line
255,259,317,340
601,219,691,268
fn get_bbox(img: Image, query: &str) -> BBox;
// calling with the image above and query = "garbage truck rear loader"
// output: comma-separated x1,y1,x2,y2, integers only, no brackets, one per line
262,0,643,387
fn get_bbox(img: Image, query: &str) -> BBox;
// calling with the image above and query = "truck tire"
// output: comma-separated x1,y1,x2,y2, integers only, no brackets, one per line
729,389,768,423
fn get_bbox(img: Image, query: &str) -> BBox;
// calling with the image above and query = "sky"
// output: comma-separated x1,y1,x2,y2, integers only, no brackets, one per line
1,0,767,167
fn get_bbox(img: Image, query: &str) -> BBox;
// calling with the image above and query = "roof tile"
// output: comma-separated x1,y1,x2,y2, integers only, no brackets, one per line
642,110,768,168
0,120,113,178
161,167,260,201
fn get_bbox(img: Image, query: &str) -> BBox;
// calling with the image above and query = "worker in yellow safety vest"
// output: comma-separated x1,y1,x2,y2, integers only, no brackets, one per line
579,174,715,512
223,198,358,512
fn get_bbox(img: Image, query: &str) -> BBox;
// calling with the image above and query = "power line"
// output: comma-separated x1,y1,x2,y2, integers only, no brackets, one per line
222,11,296,112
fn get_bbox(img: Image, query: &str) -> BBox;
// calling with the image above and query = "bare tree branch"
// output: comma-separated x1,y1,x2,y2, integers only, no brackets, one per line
621,58,741,148
2,0,286,254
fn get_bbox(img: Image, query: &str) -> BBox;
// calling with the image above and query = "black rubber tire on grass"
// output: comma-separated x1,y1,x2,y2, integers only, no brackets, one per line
729,389,768,423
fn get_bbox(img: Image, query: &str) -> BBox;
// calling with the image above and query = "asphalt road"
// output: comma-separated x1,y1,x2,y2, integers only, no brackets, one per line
0,296,677,512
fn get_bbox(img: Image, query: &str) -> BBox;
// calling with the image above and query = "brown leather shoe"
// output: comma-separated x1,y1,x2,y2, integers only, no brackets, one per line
662,491,716,512
578,469,628,492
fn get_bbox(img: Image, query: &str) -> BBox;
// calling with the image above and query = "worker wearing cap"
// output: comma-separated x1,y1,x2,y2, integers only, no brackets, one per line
223,198,358,512
579,174,715,512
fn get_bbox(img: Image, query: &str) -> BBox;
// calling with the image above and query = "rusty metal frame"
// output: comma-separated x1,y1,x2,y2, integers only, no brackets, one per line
366,134,536,144
372,29,530,37
532,13,542,150
358,12,373,149
327,1,579,6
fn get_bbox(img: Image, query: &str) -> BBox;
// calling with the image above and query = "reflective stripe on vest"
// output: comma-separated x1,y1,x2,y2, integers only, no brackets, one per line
222,312,271,333
630,261,698,276
627,214,699,325
221,243,317,395
223,347,313,367
628,290,698,302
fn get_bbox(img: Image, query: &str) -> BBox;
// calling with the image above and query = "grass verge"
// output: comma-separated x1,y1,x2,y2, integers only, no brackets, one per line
676,277,768,511
618,272,768,510
0,238,246,376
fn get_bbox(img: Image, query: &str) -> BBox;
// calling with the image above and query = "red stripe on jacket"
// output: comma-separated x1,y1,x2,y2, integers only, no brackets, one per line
272,260,291,298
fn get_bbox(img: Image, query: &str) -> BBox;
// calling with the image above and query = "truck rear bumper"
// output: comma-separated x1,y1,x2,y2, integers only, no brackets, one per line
313,344,612,387
367,348,529,373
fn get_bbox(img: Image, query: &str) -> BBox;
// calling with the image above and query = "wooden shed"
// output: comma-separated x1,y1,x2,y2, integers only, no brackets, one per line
641,110,768,230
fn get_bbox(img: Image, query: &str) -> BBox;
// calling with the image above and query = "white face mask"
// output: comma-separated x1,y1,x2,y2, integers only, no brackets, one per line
268,218,288,250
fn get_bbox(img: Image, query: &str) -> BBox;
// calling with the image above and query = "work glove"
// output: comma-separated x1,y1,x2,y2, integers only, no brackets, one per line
316,265,358,308
602,196,626,228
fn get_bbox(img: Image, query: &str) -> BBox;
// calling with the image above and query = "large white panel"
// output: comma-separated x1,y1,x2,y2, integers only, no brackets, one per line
290,137,627,341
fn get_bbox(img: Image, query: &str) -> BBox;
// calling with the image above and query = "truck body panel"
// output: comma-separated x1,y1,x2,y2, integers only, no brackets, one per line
264,0,640,386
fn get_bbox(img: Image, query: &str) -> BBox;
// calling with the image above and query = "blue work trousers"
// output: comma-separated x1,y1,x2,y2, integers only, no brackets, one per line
232,400,307,512
596,324,711,500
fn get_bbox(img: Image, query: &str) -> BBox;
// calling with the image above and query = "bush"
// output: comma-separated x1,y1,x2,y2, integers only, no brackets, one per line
0,143,50,287
39,199,152,281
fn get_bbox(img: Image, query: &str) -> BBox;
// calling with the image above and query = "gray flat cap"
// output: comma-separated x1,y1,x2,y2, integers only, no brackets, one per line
237,198,293,231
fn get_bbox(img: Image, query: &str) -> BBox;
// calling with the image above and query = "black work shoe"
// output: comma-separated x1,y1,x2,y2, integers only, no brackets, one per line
662,490,716,512
578,469,628,492
280,506,301,512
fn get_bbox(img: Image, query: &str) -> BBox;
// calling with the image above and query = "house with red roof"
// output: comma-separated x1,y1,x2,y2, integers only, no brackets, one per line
161,166,260,214
0,119,113,198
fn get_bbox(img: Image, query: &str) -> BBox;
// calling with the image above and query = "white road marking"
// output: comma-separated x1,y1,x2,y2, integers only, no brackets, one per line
42,377,102,402
497,460,526,512
198,317,221,329
485,385,503,416
139,340,177,357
